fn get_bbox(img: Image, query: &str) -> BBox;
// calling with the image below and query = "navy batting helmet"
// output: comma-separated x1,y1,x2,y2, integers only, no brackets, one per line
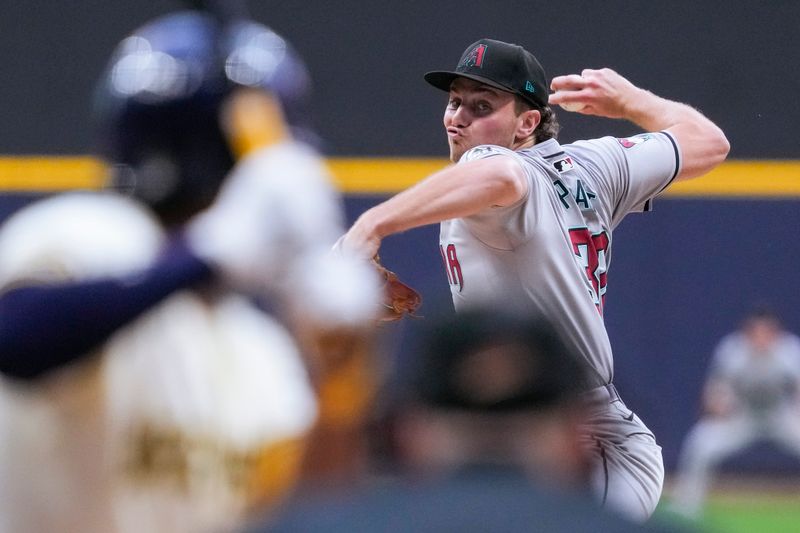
94,9,313,225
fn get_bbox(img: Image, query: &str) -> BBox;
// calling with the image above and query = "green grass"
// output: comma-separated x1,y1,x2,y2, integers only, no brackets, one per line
657,489,800,533
703,496,800,533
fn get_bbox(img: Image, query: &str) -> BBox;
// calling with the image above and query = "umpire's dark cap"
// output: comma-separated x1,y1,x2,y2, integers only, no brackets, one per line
424,38,549,108
406,309,590,413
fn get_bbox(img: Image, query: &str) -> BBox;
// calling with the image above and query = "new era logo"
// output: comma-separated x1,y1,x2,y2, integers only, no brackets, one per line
525,81,535,93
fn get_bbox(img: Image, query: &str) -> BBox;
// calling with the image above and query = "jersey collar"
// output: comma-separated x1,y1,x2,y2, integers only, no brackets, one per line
521,138,563,160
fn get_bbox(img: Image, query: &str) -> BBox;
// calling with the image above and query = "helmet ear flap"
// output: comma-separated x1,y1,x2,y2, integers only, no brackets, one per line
220,88,289,160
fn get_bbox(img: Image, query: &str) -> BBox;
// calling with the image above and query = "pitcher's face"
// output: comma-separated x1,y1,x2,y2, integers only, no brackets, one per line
443,77,521,162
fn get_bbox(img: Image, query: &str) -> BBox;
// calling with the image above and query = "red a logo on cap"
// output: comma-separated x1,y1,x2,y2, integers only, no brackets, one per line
461,44,487,68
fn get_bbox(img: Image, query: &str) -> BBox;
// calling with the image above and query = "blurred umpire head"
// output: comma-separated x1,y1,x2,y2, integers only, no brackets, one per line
93,1,315,226
394,308,594,488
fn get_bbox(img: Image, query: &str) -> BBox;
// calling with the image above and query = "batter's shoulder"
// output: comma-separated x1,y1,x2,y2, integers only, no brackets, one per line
0,192,163,287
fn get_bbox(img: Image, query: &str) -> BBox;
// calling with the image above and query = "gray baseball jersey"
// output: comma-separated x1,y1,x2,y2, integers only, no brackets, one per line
709,330,800,412
439,132,680,387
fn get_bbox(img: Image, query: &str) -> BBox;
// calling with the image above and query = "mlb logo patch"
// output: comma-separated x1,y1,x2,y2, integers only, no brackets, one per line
617,134,653,149
553,156,574,173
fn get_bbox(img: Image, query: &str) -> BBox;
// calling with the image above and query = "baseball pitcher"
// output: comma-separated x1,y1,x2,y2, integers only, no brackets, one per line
339,38,729,521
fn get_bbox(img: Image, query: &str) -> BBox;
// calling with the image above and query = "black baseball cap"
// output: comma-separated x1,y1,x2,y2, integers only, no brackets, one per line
424,38,549,108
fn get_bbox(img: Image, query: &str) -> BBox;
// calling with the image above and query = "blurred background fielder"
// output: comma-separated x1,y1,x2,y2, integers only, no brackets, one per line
671,307,800,518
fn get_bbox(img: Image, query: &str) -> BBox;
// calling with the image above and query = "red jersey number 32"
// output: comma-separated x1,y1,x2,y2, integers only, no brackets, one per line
569,228,609,310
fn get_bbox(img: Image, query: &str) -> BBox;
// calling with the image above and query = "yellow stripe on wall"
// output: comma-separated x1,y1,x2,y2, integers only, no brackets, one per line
0,157,108,191
325,158,449,194
1,156,799,198
664,160,800,198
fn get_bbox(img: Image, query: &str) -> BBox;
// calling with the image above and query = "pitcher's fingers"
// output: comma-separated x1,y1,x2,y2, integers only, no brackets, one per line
549,89,584,105
550,74,586,92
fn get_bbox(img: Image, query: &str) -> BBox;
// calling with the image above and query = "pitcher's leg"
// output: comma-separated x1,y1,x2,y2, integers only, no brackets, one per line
586,400,663,522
